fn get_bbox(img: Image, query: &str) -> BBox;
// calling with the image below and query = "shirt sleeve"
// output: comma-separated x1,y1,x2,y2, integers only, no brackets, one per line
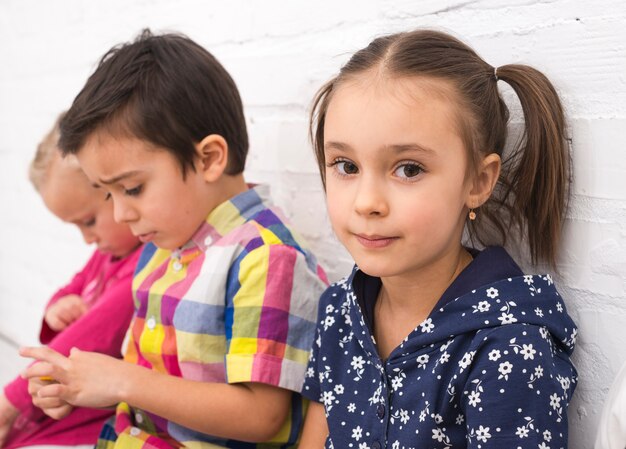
224,244,324,393
461,324,577,448
4,257,135,417
39,251,101,344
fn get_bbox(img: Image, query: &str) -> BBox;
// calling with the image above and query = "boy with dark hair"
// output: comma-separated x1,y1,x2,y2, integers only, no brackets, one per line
22,30,327,449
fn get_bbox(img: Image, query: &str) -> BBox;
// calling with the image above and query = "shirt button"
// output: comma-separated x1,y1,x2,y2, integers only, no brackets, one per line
172,260,183,271
129,426,141,436
204,235,213,246
146,317,156,330
376,404,385,419
135,412,143,424
371,441,382,449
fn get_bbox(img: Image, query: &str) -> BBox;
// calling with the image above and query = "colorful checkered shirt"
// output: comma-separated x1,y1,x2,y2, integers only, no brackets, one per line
97,185,328,449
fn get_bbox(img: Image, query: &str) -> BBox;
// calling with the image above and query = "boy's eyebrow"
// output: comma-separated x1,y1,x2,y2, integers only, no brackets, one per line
98,171,142,185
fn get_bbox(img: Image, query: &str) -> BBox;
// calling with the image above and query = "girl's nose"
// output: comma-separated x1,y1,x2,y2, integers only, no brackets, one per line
80,229,98,245
353,176,389,217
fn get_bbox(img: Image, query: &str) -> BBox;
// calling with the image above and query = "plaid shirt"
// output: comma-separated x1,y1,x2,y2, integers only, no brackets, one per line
97,185,328,449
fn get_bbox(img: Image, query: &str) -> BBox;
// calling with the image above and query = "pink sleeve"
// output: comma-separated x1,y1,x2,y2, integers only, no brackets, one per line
4,255,136,417
39,251,102,344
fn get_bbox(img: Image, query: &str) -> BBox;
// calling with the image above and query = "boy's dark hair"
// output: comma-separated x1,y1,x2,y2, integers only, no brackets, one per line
59,29,248,175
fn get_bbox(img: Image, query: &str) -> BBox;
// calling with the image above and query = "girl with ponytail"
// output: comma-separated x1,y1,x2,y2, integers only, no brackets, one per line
300,29,577,448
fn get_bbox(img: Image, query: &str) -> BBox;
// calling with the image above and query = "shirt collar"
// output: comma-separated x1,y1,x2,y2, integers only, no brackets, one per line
350,246,524,330
184,184,271,254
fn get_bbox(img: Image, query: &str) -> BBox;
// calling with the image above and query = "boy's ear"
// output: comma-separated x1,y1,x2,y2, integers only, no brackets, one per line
194,135,229,182
466,153,501,209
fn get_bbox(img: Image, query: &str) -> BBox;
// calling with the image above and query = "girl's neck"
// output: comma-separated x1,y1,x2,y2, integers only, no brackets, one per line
373,246,473,359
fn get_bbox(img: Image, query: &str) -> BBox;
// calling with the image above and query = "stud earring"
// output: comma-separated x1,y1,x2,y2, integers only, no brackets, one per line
469,209,477,221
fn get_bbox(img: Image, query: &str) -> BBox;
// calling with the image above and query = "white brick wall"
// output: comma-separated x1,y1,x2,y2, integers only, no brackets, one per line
1,1,624,447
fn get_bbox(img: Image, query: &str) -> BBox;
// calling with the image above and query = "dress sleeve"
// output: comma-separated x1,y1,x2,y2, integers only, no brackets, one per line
4,256,135,418
224,244,324,393
39,251,101,344
461,324,577,449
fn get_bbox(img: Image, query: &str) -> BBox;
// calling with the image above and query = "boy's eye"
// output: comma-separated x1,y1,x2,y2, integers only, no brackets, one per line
104,192,112,201
334,160,359,176
125,185,143,196
393,163,423,179
83,217,96,227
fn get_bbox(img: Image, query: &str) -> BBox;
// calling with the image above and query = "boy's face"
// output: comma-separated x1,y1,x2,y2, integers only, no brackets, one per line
76,132,217,250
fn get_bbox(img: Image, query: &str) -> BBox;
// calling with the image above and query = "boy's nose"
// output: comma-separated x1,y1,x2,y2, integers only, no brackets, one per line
353,176,389,217
80,229,98,245
113,200,138,224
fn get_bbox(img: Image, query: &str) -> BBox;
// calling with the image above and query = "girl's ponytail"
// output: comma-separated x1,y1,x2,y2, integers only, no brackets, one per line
495,65,570,267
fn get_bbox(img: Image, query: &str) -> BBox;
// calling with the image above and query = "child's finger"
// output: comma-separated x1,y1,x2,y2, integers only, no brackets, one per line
19,346,67,366
37,382,65,399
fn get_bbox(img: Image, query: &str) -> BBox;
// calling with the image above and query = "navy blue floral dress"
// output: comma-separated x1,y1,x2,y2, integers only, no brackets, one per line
303,247,577,449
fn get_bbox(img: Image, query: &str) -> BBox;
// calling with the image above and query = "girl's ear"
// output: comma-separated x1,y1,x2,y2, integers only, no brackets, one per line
194,135,229,182
467,153,501,209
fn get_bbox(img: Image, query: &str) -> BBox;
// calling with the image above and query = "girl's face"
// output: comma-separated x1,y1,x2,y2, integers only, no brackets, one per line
41,163,139,258
323,76,474,280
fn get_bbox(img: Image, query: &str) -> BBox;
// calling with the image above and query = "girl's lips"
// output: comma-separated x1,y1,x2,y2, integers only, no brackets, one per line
355,234,399,248
138,232,156,243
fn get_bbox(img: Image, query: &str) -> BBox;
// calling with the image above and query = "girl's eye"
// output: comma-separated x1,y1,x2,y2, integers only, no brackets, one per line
332,160,359,176
393,162,423,179
83,217,96,227
125,185,143,197
104,192,112,201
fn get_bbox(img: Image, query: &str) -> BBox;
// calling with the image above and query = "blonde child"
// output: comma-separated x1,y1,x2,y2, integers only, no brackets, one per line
299,29,577,448
21,30,328,449
0,116,141,449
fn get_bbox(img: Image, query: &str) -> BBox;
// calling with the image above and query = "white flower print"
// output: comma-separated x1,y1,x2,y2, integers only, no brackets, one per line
392,441,400,449
458,351,476,371
456,414,465,425
498,312,518,325
498,361,514,380
323,315,335,330
473,300,491,313
334,384,345,395
488,349,501,361
486,287,499,298
432,428,446,442
468,390,482,407
325,304,335,314
306,367,315,378
535,366,544,378
475,425,491,443
543,430,552,441
535,307,544,317
420,317,435,333
351,356,365,370
416,354,429,369
391,375,404,391
540,326,550,340
519,343,537,360
549,393,561,410
538,442,550,449
516,426,529,438
399,409,410,424
524,275,534,285
433,413,443,424
556,302,563,312
351,425,363,441
439,351,450,364
347,403,356,413
419,409,427,422
358,443,368,449
558,374,571,393
322,391,336,408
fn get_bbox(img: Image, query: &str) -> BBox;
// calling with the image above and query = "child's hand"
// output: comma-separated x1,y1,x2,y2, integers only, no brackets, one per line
0,393,19,448
44,295,87,332
26,376,73,420
20,346,127,410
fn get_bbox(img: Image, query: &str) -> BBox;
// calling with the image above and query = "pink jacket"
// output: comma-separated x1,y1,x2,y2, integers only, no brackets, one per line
3,246,141,449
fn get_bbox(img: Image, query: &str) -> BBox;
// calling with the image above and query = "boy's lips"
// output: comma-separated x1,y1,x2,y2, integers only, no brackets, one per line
137,232,156,243
354,233,399,248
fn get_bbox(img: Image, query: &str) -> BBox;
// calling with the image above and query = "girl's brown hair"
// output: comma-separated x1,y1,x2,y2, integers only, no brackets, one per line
310,29,570,267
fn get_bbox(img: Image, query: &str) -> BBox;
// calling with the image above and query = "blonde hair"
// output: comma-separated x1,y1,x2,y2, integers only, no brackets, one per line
29,112,80,191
